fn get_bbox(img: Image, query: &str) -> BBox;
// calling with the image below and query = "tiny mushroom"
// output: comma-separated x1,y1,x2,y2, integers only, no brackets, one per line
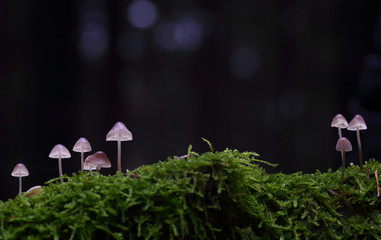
11,163,29,196
336,137,352,190
25,185,43,197
331,114,348,138
84,151,111,172
347,114,367,170
106,122,133,173
73,137,92,173
49,144,71,183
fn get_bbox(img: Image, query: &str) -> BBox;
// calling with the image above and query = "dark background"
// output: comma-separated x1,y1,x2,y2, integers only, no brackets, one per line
1,0,381,200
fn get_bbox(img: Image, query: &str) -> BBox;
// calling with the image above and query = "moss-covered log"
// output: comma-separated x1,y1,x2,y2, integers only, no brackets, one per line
1,148,380,239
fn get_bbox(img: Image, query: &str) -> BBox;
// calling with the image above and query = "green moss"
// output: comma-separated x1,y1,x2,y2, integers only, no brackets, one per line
1,147,380,239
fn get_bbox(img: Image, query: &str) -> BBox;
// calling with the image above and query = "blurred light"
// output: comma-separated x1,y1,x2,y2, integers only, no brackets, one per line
230,48,259,78
364,54,381,69
155,14,204,52
173,16,203,51
281,6,309,34
117,32,144,60
127,0,158,29
78,10,108,60
278,89,307,119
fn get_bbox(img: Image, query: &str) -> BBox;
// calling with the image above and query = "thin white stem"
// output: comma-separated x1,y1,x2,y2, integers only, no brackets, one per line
356,128,363,170
117,140,122,172
58,156,63,183
340,150,346,190
338,127,343,160
338,127,342,138
19,177,22,195
81,151,84,173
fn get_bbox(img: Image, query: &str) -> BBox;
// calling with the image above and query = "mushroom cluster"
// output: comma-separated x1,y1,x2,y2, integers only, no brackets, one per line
331,114,367,189
10,121,133,196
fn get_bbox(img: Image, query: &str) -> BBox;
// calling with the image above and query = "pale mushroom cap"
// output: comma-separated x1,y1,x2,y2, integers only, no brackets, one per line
49,144,71,159
25,185,42,193
336,137,353,152
84,151,111,169
106,122,133,141
11,163,29,177
25,185,43,197
331,114,348,128
73,137,92,152
347,114,367,131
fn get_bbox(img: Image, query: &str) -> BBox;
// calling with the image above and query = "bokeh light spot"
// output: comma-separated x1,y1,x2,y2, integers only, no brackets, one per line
155,14,204,53
127,0,158,29
78,10,108,60
230,48,259,78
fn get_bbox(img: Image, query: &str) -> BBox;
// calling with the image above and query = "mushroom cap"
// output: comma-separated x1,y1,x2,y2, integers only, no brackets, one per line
347,114,367,131
11,163,29,177
331,114,348,128
336,137,353,152
106,122,133,141
73,137,92,153
84,151,111,170
25,185,43,197
49,144,71,159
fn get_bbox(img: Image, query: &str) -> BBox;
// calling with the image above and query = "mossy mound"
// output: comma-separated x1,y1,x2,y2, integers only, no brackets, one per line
1,148,380,239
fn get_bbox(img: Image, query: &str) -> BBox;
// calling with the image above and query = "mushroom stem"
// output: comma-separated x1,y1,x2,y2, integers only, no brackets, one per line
117,140,122,172
81,151,84,173
18,177,22,195
340,150,346,191
338,127,343,138
375,170,380,198
356,128,363,170
339,126,344,160
58,156,63,183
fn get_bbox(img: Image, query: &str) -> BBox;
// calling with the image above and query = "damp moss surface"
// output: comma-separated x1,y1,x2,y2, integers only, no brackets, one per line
1,144,380,239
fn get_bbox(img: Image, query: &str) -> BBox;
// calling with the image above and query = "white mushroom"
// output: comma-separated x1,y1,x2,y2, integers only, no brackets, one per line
84,151,111,172
11,163,29,195
73,137,92,173
106,122,132,173
347,114,367,169
25,185,43,197
336,137,352,190
49,144,71,183
331,114,348,138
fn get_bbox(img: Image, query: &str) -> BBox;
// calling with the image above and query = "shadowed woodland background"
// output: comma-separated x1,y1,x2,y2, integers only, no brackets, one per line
1,0,381,200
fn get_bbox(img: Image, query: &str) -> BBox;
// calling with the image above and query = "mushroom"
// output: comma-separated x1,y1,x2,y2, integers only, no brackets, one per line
347,114,367,170
336,137,352,190
49,144,71,183
73,137,92,173
106,122,133,173
84,151,111,172
25,185,43,197
331,114,348,138
11,163,29,195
